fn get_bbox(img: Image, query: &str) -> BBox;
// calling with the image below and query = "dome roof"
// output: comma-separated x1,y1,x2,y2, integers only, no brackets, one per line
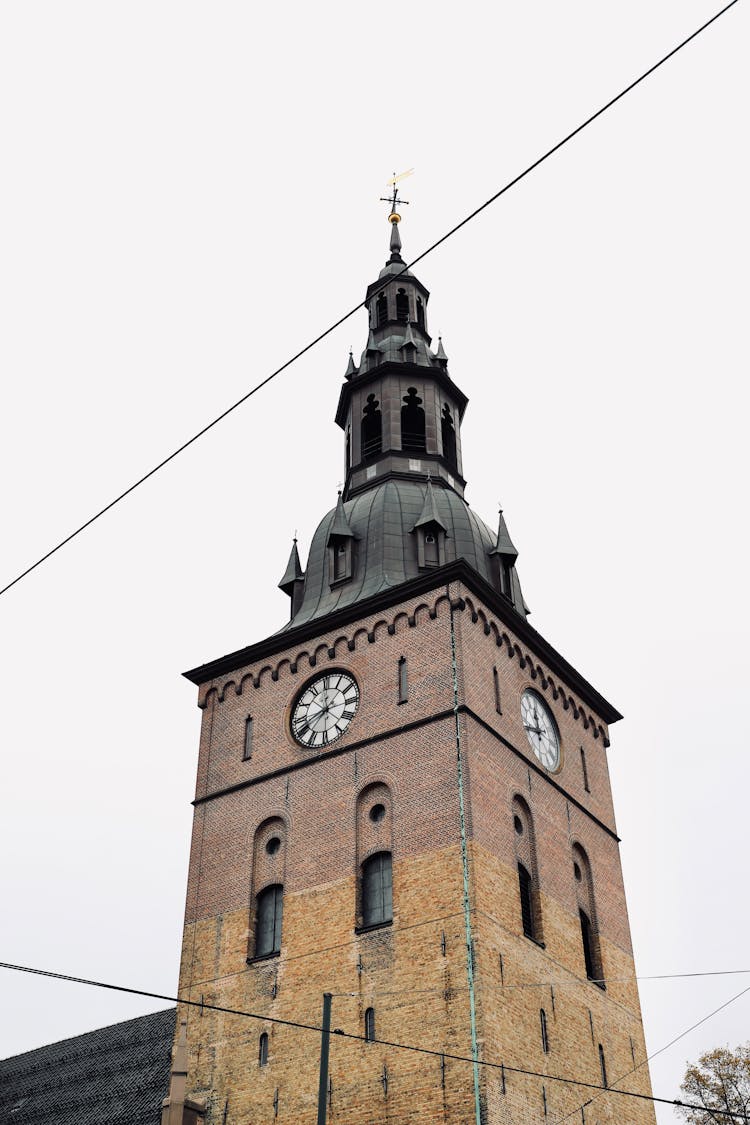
284,479,527,630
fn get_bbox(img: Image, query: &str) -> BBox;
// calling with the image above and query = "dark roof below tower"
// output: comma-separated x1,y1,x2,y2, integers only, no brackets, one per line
0,1008,175,1125
283,478,527,630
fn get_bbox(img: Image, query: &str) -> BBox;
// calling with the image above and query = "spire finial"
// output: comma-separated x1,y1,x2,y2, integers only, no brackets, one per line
380,168,413,224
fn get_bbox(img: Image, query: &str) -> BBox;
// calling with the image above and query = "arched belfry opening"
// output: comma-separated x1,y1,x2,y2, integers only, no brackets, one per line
361,394,382,459
396,288,409,323
441,404,457,472
416,295,425,331
376,292,388,327
401,388,426,453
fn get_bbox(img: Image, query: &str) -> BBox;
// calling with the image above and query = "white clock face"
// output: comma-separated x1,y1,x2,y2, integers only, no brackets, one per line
521,690,560,770
291,672,360,749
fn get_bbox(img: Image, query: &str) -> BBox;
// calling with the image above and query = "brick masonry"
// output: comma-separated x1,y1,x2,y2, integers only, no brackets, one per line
172,580,656,1123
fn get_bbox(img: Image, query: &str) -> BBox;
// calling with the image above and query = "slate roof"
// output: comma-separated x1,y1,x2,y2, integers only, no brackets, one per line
0,1007,175,1125
284,478,527,629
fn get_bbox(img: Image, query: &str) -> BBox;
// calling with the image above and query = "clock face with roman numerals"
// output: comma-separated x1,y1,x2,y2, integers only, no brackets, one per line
291,672,360,749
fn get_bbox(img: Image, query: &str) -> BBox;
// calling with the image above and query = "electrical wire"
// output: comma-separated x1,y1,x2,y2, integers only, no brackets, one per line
1,959,749,1120
553,980,750,1124
0,0,739,601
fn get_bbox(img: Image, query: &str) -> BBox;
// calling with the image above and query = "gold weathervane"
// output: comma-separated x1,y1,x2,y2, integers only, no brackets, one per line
380,168,414,223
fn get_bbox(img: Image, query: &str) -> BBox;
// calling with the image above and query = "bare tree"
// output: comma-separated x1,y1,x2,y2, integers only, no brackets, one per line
677,1045,750,1124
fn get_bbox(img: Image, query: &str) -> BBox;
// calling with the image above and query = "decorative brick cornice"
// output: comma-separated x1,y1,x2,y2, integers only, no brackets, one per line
186,560,621,727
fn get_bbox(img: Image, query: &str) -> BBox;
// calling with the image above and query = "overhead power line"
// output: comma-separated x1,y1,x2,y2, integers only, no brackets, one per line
554,980,750,1123
0,0,740,601
2,960,749,1120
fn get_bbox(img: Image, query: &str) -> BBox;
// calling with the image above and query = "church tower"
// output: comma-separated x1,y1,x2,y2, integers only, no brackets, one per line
169,210,656,1124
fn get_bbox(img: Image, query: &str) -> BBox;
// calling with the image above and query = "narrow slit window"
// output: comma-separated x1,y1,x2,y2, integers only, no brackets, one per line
540,1008,549,1054
580,908,596,981
598,1044,608,1089
364,1007,376,1042
493,666,502,714
243,716,253,761
259,1032,269,1066
580,747,590,792
518,862,535,940
398,656,408,704
416,295,425,330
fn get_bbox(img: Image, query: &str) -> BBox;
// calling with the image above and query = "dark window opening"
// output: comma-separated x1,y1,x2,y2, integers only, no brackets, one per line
493,666,502,714
441,404,457,472
376,292,388,327
365,1007,376,1042
362,851,393,927
514,815,524,836
345,426,351,470
334,543,348,581
266,836,281,856
540,1009,549,1054
424,531,439,567
369,803,386,823
542,1085,548,1117
580,909,597,981
401,388,426,452
259,1032,269,1066
361,394,382,458
243,716,253,761
574,862,582,882
255,884,283,957
396,288,409,323
398,656,408,703
500,559,513,599
581,747,590,792
598,1044,608,1089
518,862,535,940
416,295,425,331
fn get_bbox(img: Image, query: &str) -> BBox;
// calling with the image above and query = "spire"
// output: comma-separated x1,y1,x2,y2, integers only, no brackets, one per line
278,538,304,594
489,506,518,563
401,322,418,352
389,218,404,264
345,348,358,380
329,491,356,539
434,335,448,367
413,477,447,531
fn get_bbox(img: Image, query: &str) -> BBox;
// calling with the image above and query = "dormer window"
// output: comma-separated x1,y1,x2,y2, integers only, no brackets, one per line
396,288,409,323
416,523,445,569
328,535,353,586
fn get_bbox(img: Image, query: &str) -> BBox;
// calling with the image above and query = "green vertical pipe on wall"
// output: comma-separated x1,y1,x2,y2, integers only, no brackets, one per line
449,593,482,1125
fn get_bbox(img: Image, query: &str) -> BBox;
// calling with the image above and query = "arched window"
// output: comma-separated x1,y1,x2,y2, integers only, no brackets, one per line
401,388,426,452
362,851,392,927
364,1007,376,1042
255,884,283,956
396,288,409,323
441,404,457,472
540,1008,549,1053
572,843,603,985
416,295,425,330
512,796,543,943
259,1032,269,1066
361,394,382,458
376,292,388,327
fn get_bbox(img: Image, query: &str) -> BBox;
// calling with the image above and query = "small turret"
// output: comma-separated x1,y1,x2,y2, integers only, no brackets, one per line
278,538,305,618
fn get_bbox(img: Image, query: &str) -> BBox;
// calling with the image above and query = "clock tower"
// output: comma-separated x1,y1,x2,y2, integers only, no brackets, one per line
165,213,657,1124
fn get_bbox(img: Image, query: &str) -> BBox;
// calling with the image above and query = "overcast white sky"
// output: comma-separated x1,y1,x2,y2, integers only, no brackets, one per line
0,3,747,1121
